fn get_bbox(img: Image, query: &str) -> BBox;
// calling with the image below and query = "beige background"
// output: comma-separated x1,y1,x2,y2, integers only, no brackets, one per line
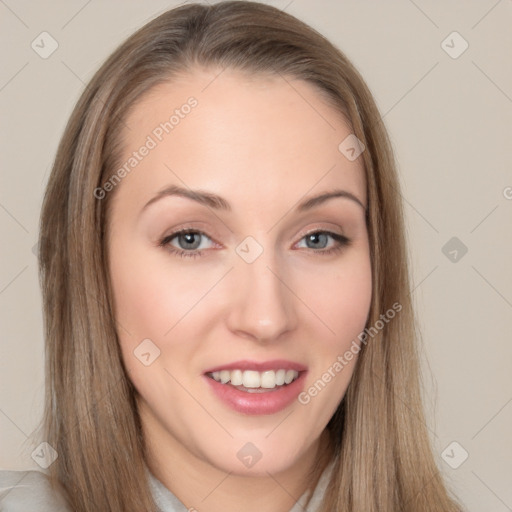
1,1,511,510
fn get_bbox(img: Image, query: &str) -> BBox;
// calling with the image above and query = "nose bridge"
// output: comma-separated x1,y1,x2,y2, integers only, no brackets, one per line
226,240,297,341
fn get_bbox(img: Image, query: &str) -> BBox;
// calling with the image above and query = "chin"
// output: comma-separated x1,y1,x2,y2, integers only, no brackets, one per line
198,433,313,477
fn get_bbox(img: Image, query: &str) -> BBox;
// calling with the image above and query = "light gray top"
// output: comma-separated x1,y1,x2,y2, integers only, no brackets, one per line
0,462,333,511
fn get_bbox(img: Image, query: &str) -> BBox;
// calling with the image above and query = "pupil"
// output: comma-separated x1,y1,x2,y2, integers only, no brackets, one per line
181,232,200,250
308,233,327,249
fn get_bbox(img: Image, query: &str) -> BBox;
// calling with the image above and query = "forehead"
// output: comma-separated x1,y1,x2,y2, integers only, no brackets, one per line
114,67,366,213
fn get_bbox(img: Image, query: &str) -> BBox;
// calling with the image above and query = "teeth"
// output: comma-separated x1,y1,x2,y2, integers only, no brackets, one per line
275,369,285,386
284,369,296,384
260,371,276,389
209,369,299,388
230,369,243,386
242,370,260,388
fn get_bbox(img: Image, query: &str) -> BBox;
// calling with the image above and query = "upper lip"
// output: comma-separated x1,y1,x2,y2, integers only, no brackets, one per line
204,359,307,374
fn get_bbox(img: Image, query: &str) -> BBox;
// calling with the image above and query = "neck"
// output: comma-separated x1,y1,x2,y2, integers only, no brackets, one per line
143,408,332,512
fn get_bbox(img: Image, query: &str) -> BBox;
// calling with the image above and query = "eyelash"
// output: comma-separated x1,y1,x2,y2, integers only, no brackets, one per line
158,228,351,260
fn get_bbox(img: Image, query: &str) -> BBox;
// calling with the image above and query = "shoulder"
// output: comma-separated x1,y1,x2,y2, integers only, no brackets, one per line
0,470,70,511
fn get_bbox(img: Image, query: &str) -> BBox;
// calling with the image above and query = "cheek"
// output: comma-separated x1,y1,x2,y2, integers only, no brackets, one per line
110,232,372,364
304,249,372,348
109,243,205,404
296,248,372,415
109,241,209,344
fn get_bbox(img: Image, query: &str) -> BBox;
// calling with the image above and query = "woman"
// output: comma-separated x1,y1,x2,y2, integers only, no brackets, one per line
0,1,462,511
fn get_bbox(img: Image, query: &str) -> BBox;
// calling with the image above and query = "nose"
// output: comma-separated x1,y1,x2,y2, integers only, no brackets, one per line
225,251,298,343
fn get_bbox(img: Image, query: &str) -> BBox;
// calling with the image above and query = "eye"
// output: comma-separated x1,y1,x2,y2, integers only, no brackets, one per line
295,231,350,255
158,229,215,259
158,228,351,260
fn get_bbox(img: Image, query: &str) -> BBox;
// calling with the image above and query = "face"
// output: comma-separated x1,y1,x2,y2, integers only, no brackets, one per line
107,67,372,477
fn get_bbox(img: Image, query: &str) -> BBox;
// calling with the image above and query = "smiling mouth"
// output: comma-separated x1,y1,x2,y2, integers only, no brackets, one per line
206,369,300,392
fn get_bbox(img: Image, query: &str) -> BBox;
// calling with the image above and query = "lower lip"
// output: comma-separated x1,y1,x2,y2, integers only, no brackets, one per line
203,372,307,415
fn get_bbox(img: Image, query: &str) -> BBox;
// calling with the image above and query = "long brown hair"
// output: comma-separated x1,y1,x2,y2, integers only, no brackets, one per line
37,2,461,510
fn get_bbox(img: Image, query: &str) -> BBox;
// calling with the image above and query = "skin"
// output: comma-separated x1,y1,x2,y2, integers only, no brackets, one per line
107,67,372,512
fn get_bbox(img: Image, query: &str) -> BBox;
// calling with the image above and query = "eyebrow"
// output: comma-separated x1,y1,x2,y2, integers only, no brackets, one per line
141,184,366,214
